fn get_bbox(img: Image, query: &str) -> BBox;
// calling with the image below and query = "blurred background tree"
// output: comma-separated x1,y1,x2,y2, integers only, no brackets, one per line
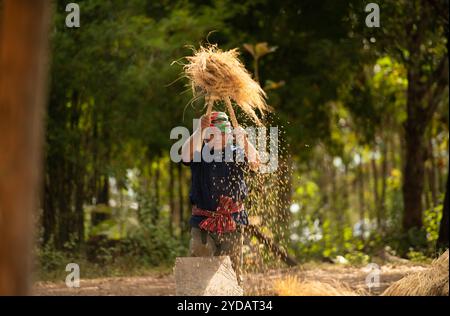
36,0,448,277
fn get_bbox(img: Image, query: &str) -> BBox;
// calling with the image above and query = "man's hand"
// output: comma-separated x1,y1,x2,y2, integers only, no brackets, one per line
199,114,211,132
233,126,247,147
182,114,210,163
234,126,260,172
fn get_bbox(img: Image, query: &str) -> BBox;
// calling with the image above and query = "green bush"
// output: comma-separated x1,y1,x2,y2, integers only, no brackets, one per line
406,248,431,263
126,223,189,266
36,242,69,272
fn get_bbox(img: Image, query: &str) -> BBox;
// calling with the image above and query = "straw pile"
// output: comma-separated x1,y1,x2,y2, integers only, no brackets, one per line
382,249,449,296
273,276,358,296
183,44,270,126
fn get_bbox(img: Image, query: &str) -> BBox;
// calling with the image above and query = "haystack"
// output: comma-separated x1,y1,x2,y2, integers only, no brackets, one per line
183,44,270,127
382,249,449,296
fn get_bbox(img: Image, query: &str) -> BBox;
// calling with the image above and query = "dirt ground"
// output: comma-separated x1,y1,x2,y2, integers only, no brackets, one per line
32,263,428,296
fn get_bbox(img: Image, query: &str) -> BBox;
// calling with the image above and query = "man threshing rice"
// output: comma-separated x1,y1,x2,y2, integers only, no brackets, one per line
180,44,270,285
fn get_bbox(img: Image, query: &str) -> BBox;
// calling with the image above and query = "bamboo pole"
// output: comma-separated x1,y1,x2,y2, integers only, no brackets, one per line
205,94,213,118
224,97,239,128
202,95,214,140
247,224,298,267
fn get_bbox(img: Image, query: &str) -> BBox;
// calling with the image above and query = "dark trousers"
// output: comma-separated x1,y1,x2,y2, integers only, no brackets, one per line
189,226,244,285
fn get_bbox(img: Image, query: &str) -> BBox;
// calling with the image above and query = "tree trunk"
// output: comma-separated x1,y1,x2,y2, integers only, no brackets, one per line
371,155,381,229
402,83,426,231
169,162,175,235
358,160,365,239
92,175,109,226
427,138,438,206
0,0,50,295
57,160,71,249
177,163,185,233
91,111,99,202
402,128,426,231
436,173,449,250
98,175,109,205
340,164,349,244
75,170,84,246
380,139,388,230
424,174,432,212
401,9,448,231
152,159,160,225
42,174,55,245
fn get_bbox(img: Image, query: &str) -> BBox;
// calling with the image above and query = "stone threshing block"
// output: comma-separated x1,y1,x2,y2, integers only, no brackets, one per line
174,256,243,296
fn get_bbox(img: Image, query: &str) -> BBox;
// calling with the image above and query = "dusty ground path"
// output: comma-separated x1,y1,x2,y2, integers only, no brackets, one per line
245,263,428,295
32,263,427,296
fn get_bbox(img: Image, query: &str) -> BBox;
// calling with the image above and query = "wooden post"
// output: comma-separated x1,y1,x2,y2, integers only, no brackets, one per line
224,97,239,128
205,95,214,118
0,0,51,295
247,224,298,267
174,256,243,296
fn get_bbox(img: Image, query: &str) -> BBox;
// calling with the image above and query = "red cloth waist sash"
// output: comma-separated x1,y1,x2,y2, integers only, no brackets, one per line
192,195,243,234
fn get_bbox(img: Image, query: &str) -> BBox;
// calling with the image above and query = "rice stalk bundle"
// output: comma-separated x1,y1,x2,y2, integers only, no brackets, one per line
272,275,358,296
183,44,270,127
382,249,449,296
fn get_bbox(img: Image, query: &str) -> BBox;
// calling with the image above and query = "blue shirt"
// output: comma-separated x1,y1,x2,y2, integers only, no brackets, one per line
183,143,249,228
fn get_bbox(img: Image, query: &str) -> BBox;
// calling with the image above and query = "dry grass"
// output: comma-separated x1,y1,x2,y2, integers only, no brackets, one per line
272,275,358,296
382,249,449,296
182,44,270,125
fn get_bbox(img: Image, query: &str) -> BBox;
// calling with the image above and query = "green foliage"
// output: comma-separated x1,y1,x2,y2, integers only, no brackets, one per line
345,252,370,265
37,0,448,279
36,222,188,281
36,242,68,273
424,202,444,244
406,248,431,263
127,224,189,266
289,213,370,265
385,168,404,228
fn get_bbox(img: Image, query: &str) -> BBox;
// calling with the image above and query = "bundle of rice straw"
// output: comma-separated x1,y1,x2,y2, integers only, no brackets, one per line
183,44,270,127
273,276,358,296
382,249,449,296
